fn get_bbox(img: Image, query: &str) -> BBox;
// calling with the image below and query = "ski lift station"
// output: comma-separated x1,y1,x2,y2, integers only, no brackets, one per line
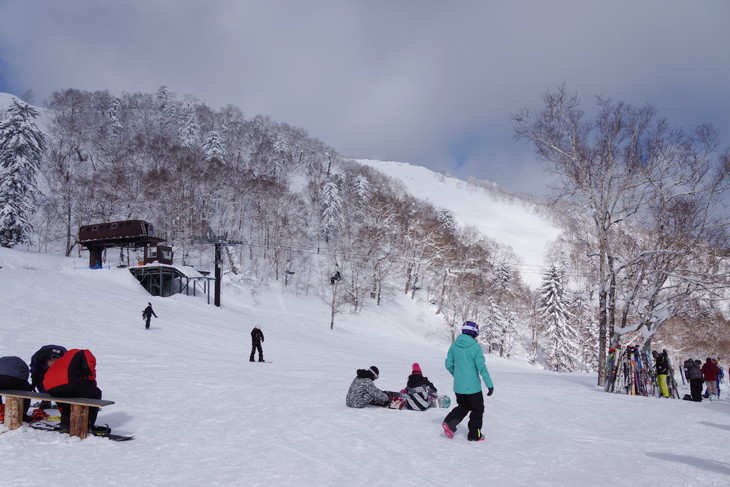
78,220,214,302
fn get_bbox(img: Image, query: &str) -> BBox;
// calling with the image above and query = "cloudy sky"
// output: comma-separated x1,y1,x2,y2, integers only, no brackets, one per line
1,0,728,196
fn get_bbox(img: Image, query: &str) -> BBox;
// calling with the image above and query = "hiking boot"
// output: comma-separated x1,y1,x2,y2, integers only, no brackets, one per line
442,422,455,439
54,424,70,434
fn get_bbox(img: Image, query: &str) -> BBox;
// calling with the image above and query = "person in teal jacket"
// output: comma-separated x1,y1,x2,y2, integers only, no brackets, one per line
442,321,494,441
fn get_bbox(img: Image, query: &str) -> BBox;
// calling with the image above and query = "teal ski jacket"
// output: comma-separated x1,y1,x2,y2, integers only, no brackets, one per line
445,334,493,394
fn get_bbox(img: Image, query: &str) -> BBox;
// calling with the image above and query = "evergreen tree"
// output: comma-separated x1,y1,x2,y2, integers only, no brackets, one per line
0,99,46,247
202,130,226,164
539,264,578,372
320,178,343,243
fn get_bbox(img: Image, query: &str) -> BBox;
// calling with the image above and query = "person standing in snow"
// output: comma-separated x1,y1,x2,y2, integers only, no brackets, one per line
442,321,494,442
402,362,438,410
0,355,33,423
714,358,723,398
249,326,265,362
683,358,704,402
652,350,670,398
345,366,389,408
142,302,157,330
700,357,720,401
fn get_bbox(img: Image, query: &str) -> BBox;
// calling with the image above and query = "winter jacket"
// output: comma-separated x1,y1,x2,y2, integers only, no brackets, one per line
0,356,29,381
43,349,97,391
700,361,720,382
29,345,67,391
346,369,389,408
405,373,437,395
683,359,703,381
655,354,669,375
403,374,438,411
251,327,264,344
143,305,157,319
445,334,493,394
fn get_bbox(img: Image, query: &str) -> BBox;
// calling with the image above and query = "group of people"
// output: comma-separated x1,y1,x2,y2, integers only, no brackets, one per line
345,320,494,442
0,345,107,434
683,357,724,402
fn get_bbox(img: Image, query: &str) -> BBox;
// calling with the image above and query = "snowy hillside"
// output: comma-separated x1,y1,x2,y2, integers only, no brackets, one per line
1,247,729,487
357,159,562,288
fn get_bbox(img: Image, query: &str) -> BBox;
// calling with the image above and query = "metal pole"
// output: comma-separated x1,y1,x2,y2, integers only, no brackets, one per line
214,243,221,307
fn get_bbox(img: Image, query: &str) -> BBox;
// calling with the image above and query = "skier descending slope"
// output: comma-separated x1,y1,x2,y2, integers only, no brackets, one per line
442,321,494,442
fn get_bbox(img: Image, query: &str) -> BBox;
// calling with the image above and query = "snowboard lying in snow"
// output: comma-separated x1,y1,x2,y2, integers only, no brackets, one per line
28,421,135,441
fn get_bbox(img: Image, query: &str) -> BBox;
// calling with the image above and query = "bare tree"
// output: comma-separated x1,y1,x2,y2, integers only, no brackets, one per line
514,85,729,385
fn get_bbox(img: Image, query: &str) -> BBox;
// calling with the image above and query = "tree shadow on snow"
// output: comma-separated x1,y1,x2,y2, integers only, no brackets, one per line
645,452,730,476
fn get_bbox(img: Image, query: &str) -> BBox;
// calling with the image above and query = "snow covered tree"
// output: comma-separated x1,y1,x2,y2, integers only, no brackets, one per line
539,264,578,372
179,113,200,149
320,178,343,243
437,209,457,234
202,130,226,164
0,99,46,247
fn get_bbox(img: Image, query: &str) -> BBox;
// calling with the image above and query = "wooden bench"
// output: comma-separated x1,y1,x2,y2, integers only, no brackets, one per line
0,389,114,439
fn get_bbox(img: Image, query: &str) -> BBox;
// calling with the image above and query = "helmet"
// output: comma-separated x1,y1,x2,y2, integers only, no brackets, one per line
462,321,479,337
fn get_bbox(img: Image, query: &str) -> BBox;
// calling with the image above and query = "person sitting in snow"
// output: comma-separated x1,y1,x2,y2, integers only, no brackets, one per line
345,366,389,408
402,362,438,410
43,348,108,435
30,345,67,394
0,355,33,423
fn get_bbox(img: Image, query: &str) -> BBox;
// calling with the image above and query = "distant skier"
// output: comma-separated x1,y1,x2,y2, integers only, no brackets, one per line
250,326,265,362
442,321,494,442
142,303,157,330
345,366,389,408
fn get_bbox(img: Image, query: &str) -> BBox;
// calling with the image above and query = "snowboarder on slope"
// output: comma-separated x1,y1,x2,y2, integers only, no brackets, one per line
442,321,494,442
142,303,157,330
346,366,389,408
250,326,265,362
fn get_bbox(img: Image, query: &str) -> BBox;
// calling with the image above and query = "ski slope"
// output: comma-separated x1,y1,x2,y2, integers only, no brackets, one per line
356,158,562,288
1,247,729,487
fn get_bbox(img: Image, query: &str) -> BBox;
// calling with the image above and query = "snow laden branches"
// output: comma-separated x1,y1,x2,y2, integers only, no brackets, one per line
538,264,578,372
0,98,46,247
515,84,730,383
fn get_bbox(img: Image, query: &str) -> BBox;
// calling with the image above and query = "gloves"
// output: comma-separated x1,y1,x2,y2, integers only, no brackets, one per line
487,387,494,396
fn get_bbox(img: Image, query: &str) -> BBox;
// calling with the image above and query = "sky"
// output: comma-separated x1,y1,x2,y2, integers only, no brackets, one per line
1,1,729,196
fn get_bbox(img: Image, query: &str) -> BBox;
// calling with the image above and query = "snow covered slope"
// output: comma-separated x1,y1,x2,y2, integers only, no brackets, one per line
357,158,562,288
1,247,728,487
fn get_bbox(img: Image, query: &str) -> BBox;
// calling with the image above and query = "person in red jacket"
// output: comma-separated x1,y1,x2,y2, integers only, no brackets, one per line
700,357,720,401
43,349,104,433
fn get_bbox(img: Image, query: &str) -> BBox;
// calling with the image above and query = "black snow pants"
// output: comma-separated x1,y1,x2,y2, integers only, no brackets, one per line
48,382,103,429
443,391,484,440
